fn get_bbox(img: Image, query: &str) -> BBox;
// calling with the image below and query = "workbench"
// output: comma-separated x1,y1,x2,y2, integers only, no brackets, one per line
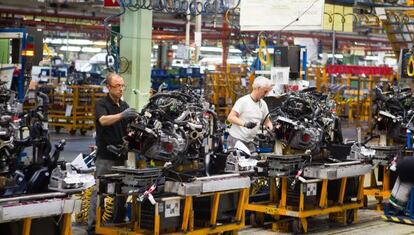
246,163,369,233
95,173,251,235
0,192,81,235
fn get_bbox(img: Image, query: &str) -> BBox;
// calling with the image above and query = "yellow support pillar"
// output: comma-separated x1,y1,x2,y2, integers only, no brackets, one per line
383,167,390,192
154,203,160,235
61,214,72,235
338,177,347,204
210,192,221,226
279,177,287,209
319,179,328,208
22,218,32,235
181,196,192,232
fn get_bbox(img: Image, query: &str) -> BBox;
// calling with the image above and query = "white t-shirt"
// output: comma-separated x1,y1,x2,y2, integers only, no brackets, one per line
228,94,269,142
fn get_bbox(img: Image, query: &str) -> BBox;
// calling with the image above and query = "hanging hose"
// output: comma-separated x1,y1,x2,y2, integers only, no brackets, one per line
75,187,93,224
101,195,115,224
258,36,271,66
43,44,52,61
407,53,414,77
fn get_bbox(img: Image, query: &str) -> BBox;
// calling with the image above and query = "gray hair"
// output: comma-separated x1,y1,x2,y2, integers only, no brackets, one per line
106,72,122,86
252,76,273,89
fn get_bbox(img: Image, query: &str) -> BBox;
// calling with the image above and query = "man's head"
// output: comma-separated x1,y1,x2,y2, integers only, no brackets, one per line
106,73,125,101
252,76,273,99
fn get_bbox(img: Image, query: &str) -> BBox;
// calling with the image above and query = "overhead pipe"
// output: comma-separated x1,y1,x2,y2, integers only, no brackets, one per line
0,7,118,23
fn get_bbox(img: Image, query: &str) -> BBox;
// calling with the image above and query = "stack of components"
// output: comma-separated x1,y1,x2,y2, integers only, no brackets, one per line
372,83,414,144
111,166,162,194
262,153,303,177
267,88,343,154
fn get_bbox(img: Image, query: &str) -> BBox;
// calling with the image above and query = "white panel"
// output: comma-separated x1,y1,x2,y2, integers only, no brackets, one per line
240,0,325,31
0,199,81,222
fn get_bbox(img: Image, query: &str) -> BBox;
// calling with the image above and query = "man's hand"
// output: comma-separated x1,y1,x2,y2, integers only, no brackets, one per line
121,108,139,119
243,121,257,129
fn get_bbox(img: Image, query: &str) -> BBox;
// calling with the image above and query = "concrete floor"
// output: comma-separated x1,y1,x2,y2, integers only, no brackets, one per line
54,122,413,234
72,205,414,235
239,208,414,234
50,132,95,162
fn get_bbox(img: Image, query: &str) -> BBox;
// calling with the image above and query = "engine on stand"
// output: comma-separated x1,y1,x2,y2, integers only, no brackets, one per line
255,88,346,177
126,85,222,170
350,81,414,210
242,88,372,232
0,85,67,196
95,86,252,234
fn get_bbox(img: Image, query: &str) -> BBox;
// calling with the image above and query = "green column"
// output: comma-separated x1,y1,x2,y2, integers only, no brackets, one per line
0,39,9,64
120,9,153,110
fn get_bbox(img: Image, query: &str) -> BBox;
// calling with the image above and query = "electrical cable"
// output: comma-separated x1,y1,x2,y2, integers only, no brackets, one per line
258,36,271,66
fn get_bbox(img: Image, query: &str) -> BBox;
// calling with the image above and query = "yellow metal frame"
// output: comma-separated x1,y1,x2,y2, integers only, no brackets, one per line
363,166,391,210
21,213,72,235
312,66,394,122
95,188,249,235
246,175,365,233
44,85,105,133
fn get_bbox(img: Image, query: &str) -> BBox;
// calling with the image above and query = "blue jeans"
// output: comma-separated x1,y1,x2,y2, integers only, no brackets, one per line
87,158,124,232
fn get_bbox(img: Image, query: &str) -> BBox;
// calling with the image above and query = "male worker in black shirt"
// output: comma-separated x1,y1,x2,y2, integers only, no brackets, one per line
88,72,138,234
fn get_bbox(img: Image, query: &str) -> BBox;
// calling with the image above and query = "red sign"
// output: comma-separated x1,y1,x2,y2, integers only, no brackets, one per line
104,0,120,7
326,65,393,75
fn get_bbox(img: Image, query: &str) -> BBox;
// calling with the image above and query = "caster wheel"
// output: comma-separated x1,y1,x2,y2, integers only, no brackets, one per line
363,195,368,208
346,210,355,225
55,126,62,134
80,129,87,136
292,219,304,234
69,129,76,136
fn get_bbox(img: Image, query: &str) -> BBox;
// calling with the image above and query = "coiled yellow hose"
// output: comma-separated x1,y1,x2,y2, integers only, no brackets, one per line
75,187,93,224
102,195,115,224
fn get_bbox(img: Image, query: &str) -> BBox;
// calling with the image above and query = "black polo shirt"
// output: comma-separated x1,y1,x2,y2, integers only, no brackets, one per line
95,95,129,160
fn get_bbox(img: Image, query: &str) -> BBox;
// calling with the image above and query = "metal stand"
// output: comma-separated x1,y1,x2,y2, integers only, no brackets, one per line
95,175,250,235
246,175,365,233
364,166,391,211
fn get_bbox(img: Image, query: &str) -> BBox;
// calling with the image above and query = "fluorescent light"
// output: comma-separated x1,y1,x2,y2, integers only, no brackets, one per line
318,53,344,59
44,38,94,45
93,41,106,46
365,56,379,61
60,46,81,52
67,39,93,45
81,47,102,53
43,38,63,44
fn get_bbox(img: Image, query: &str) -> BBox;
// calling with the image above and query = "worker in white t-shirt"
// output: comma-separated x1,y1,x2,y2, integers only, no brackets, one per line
227,76,274,153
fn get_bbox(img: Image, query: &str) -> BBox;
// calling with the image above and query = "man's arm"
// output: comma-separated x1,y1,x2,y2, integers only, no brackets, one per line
99,113,123,126
264,116,273,130
95,101,123,126
227,110,245,127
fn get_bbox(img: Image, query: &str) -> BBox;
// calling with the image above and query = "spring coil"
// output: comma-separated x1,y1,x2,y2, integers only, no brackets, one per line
75,187,93,224
101,195,115,224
